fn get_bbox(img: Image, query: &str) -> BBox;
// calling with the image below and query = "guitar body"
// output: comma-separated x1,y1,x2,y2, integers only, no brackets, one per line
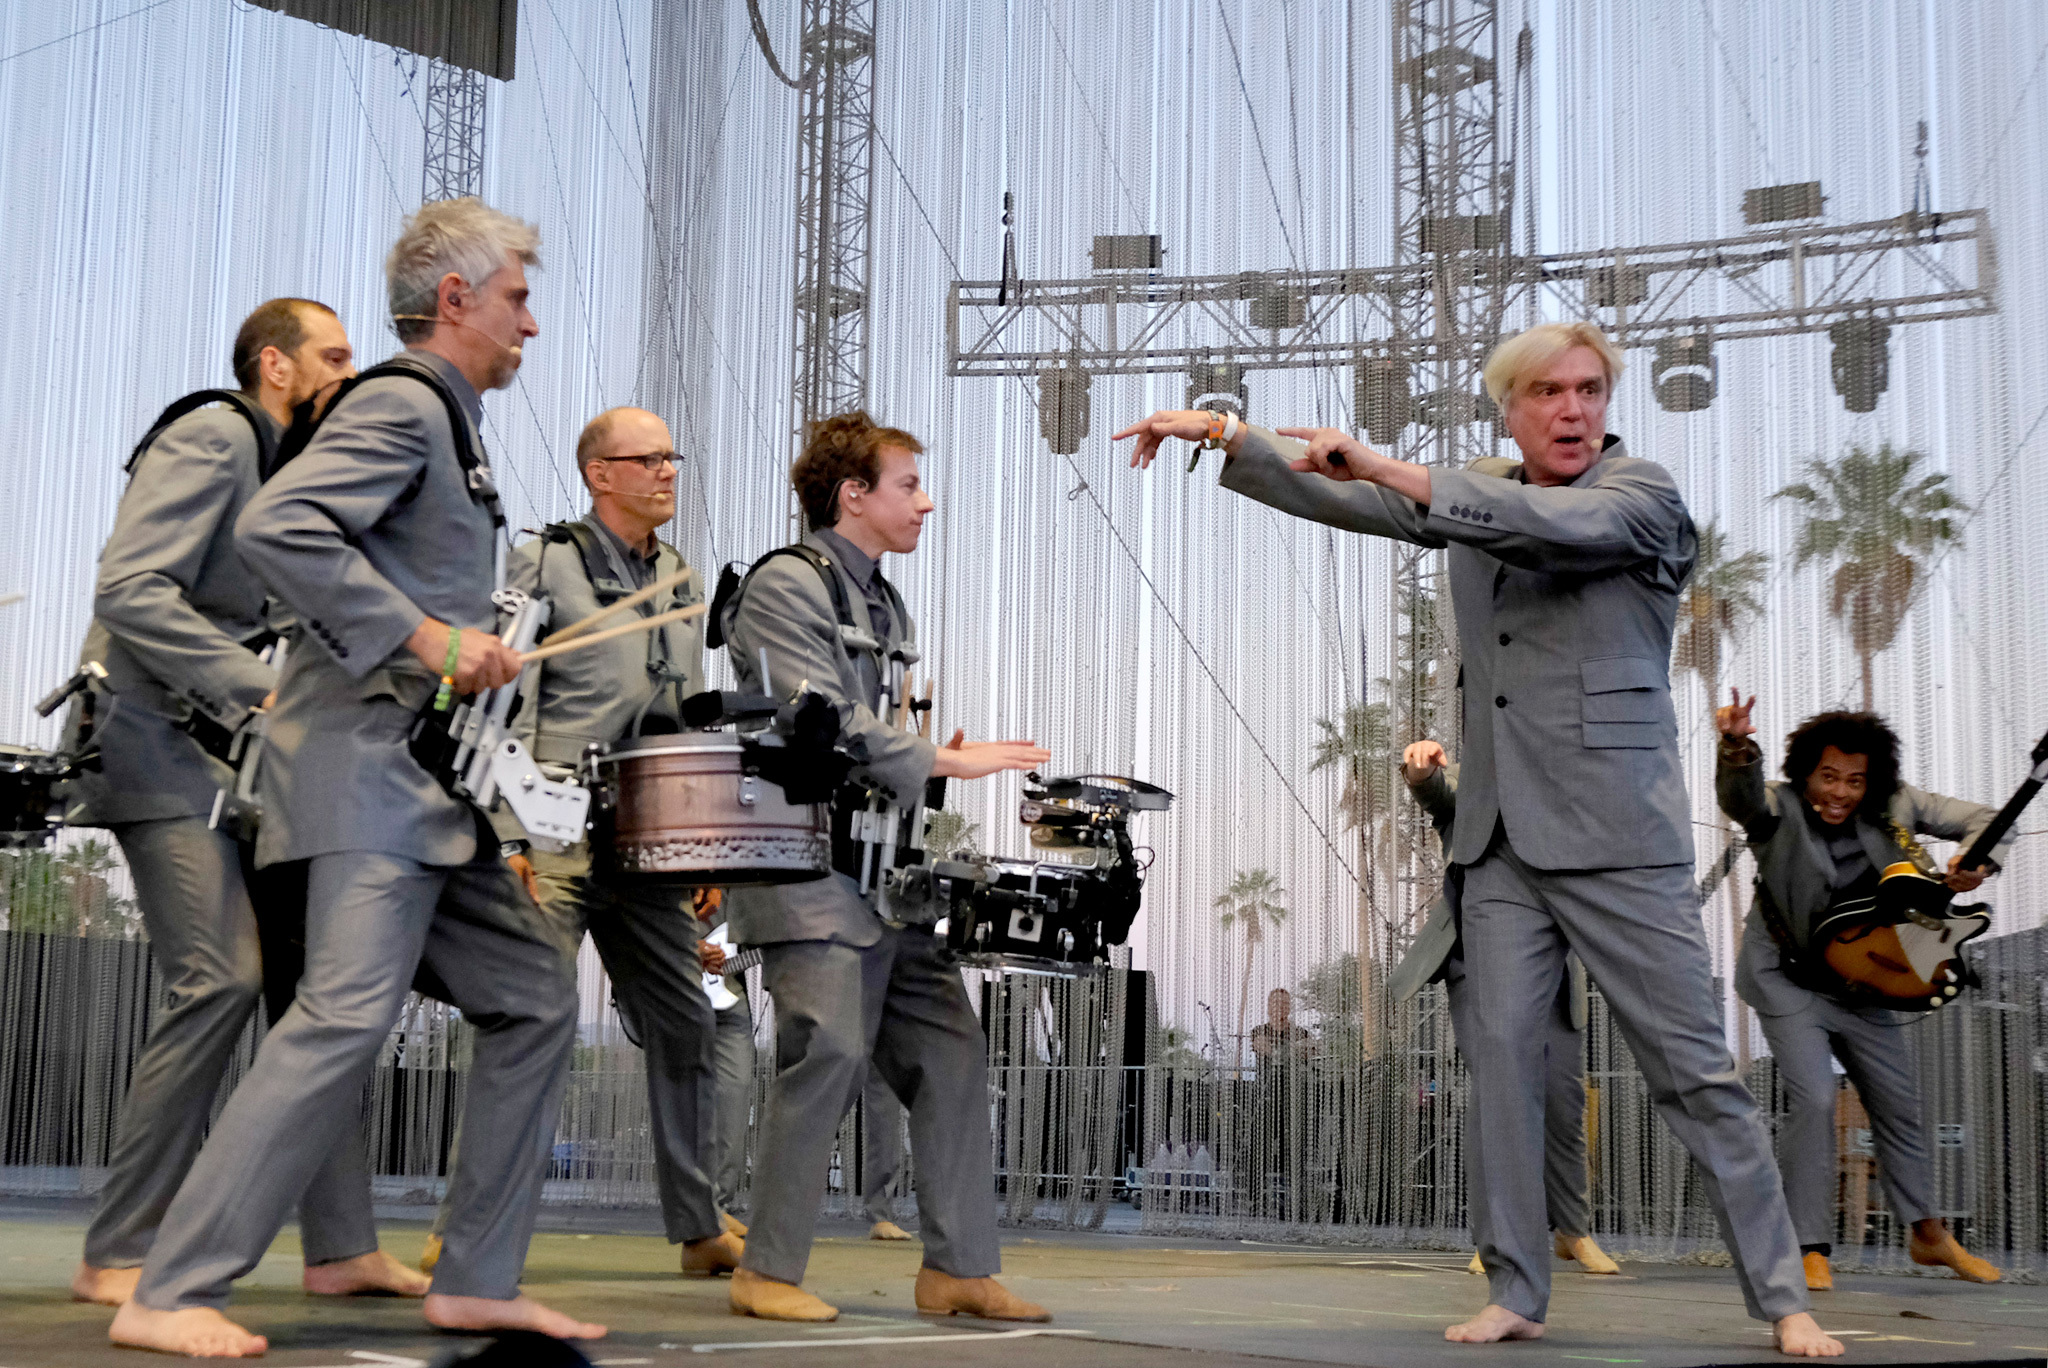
699,923,763,1012
1810,862,1990,1012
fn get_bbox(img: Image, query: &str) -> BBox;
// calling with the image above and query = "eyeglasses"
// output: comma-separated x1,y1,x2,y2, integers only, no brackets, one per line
591,451,678,472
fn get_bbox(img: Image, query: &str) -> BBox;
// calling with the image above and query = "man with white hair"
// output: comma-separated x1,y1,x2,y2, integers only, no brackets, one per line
111,198,601,1356
1116,322,1841,1358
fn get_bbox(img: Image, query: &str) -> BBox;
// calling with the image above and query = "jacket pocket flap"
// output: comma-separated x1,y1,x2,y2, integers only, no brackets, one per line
1580,655,1667,694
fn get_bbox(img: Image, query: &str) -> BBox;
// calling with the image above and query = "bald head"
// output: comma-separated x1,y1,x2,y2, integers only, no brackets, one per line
577,406,665,484
578,407,677,547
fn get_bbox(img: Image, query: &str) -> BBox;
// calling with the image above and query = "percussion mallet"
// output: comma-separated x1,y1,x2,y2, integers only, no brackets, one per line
542,566,697,646
521,603,707,665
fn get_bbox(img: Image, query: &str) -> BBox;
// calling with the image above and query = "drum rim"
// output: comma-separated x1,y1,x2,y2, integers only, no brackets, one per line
598,732,744,763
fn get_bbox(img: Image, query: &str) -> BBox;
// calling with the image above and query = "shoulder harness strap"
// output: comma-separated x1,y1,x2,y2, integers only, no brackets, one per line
126,389,277,480
269,359,503,529
544,519,638,605
707,544,861,655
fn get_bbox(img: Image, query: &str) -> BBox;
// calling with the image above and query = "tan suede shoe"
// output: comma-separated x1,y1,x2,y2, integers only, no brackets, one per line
913,1268,1050,1321
1803,1251,1833,1290
719,1210,749,1238
1555,1232,1621,1275
418,1234,442,1275
1466,1250,1485,1275
870,1220,913,1241
730,1267,838,1321
1910,1230,2001,1283
681,1231,744,1278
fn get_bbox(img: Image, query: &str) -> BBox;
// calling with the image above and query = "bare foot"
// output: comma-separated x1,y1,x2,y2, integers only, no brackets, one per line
1774,1312,1845,1357
423,1292,606,1340
1445,1304,1545,1343
108,1301,268,1357
303,1249,431,1298
71,1261,141,1306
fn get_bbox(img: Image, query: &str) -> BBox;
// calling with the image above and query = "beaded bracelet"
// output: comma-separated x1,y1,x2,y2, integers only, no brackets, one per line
434,626,462,711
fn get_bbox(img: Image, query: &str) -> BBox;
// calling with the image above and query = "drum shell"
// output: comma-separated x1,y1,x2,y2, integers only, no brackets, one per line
594,733,828,888
1,744,66,848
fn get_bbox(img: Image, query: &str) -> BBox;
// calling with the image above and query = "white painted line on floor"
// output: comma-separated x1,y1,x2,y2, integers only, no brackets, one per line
690,1328,1095,1353
1273,1301,1447,1321
349,1354,429,1366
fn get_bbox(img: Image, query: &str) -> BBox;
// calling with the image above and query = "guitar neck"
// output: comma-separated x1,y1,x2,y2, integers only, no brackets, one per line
721,947,765,978
1961,725,2048,869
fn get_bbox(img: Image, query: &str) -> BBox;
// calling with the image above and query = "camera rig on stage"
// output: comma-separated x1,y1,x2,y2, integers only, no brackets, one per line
878,773,1174,974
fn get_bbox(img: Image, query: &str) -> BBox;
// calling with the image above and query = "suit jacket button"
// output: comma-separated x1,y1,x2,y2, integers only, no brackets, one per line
1495,695,1507,708
1498,633,1511,646
1482,513,1493,523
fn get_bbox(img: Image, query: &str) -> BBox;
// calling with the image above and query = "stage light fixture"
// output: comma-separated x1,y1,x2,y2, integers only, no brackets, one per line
1652,335,1716,412
1187,362,1249,419
1356,357,1413,446
1829,317,1891,413
1037,368,1092,455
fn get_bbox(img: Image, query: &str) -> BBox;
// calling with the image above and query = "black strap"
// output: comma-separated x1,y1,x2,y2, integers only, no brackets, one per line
550,519,634,603
271,358,503,529
126,389,277,480
710,543,863,654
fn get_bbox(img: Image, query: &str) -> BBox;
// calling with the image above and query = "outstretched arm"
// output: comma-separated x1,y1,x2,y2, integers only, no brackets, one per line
1713,689,1779,841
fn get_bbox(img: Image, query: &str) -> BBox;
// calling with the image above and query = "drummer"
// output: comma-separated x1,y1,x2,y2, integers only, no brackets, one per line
426,406,741,1276
717,410,1049,1323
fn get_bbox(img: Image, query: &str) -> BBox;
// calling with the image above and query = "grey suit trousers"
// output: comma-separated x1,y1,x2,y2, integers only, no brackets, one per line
713,992,757,1211
1445,950,1590,1241
742,928,998,1285
536,844,720,1245
85,819,377,1269
1461,839,1806,1323
134,851,576,1309
1758,1000,1935,1246
858,1063,907,1225
429,845,721,1245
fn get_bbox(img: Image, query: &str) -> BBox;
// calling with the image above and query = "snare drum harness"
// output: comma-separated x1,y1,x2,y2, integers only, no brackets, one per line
709,544,926,894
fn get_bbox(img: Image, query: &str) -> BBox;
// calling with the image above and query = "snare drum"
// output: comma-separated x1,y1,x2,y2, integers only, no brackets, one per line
592,732,829,888
944,856,1109,975
2,744,71,848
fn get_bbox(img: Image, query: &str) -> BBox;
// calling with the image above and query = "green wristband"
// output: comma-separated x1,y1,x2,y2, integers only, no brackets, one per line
434,626,462,711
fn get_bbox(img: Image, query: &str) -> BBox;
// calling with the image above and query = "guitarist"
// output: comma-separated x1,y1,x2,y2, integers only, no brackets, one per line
1715,693,2008,1290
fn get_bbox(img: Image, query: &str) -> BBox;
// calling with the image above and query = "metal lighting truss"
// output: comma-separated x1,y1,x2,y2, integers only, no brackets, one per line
790,0,878,529
945,210,1996,379
423,58,487,202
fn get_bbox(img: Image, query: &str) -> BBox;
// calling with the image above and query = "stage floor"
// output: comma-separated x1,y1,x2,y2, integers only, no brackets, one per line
2,1201,2043,1368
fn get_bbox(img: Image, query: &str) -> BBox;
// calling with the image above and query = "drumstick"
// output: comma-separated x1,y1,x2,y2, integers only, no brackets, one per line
520,603,706,664
543,566,697,645
917,679,934,740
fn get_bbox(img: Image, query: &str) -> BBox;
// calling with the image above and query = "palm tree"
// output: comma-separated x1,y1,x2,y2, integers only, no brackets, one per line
1774,444,1966,709
922,809,981,860
1214,868,1288,1069
1310,699,1400,1057
1674,520,1770,715
1672,521,1770,1068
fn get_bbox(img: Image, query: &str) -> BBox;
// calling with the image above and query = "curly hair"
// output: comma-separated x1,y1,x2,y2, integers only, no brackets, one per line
791,411,923,531
1783,711,1902,819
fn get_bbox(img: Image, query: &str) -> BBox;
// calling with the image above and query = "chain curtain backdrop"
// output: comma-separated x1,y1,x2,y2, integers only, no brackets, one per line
0,0,2043,1273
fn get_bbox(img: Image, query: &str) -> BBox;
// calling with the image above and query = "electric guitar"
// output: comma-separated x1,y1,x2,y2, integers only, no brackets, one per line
700,922,764,1012
1809,723,2048,1012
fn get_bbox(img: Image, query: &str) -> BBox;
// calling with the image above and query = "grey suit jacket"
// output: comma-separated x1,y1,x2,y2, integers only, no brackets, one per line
719,532,938,948
1716,738,2010,1020
1388,763,1589,1028
236,350,503,868
1222,427,1697,870
65,405,280,826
